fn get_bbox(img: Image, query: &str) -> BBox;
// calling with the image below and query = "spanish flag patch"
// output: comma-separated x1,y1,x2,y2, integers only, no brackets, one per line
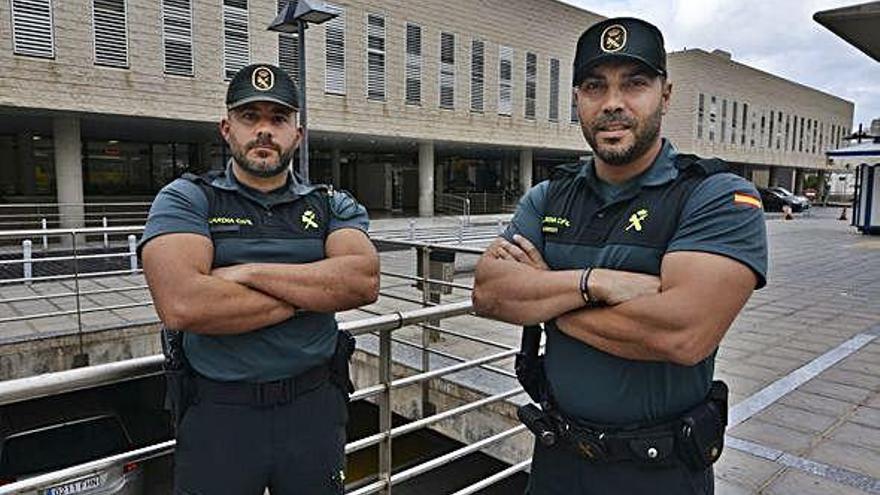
733,192,762,209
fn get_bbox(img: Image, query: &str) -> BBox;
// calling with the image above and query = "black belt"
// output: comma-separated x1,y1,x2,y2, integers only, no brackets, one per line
548,411,679,464
194,365,331,407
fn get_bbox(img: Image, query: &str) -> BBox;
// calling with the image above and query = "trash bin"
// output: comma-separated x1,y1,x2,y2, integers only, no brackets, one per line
854,163,880,235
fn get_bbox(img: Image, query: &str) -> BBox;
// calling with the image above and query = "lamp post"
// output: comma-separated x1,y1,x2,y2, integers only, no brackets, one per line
269,0,339,183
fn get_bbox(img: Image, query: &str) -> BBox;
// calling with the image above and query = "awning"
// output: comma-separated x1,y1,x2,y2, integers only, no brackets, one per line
814,1,880,62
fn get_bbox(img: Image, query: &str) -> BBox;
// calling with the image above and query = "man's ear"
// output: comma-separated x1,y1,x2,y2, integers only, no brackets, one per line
219,117,230,141
661,80,672,115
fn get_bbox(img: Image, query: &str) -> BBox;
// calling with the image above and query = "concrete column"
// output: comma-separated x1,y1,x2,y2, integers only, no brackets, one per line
15,132,35,195
794,168,806,194
418,141,435,217
0,138,16,195
331,147,341,186
53,116,85,231
519,148,533,194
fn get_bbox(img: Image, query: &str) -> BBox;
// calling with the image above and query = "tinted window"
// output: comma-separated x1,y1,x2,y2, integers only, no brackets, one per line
0,416,130,477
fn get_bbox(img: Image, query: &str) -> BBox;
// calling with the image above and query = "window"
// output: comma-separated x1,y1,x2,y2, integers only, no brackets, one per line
697,94,704,139
776,112,783,149
785,115,790,151
812,120,818,154
750,111,756,148
222,0,248,80
721,99,727,143
767,111,774,148
731,101,738,144
11,0,55,58
799,117,804,152
163,0,194,76
741,103,748,145
405,23,422,105
708,96,716,142
93,0,128,67
759,112,766,148
439,32,455,109
324,4,345,94
548,58,560,122
366,14,385,101
470,39,484,112
277,0,298,84
524,52,537,120
498,45,513,116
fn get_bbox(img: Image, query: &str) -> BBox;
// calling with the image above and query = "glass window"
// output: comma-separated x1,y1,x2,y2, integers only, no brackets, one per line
470,39,484,112
93,0,129,68
11,0,55,59
439,32,455,109
405,24,422,105
222,0,248,80
324,4,345,94
366,14,386,101
164,0,194,76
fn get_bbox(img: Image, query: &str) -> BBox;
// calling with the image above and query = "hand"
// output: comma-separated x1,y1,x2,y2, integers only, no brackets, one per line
486,235,549,271
590,268,660,306
211,265,252,285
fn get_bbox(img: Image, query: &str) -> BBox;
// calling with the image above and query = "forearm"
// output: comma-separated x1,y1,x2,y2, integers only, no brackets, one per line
234,255,379,312
153,273,295,335
473,256,584,325
556,287,729,365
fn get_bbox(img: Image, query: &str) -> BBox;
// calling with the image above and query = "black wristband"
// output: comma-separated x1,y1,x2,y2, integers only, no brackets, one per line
579,267,593,306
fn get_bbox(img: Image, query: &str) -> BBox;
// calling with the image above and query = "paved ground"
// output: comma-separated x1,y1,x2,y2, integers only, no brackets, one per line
1,207,879,494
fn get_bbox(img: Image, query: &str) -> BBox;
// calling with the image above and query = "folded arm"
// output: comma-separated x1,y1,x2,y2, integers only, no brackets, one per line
212,228,380,313
555,251,756,366
142,233,296,335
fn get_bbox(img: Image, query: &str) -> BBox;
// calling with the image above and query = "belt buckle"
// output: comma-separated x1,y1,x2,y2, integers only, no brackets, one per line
256,379,291,406
562,422,607,461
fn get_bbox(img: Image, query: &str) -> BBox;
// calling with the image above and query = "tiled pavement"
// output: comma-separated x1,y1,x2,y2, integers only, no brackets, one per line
1,207,879,493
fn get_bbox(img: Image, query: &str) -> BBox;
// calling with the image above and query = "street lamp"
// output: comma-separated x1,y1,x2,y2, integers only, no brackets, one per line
268,0,339,183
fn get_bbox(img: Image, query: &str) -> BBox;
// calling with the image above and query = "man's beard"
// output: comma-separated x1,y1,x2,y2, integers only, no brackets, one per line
230,137,295,178
583,105,662,166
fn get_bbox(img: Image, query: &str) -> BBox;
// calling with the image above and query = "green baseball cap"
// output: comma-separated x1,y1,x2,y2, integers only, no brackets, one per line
226,64,300,111
573,17,667,87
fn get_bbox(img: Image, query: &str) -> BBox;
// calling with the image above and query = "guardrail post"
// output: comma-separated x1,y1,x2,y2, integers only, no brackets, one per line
465,198,471,226
458,217,464,244
103,217,109,250
378,329,393,495
22,240,32,285
41,218,48,251
128,235,138,273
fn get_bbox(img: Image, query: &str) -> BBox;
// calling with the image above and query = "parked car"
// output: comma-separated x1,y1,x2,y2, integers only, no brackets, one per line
0,412,143,494
758,187,811,212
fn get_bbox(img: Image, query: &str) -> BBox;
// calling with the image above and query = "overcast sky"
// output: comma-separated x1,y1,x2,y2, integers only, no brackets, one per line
560,0,880,131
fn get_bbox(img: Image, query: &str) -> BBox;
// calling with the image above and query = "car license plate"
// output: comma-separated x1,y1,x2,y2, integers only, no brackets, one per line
44,473,107,495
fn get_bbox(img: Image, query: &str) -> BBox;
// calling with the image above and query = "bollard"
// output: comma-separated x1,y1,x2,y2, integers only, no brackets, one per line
839,206,848,221
128,235,138,273
41,218,48,251
458,217,464,244
409,219,416,240
102,217,109,249
782,205,794,221
22,240,33,284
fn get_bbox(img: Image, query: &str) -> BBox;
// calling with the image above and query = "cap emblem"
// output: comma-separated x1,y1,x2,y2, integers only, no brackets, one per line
252,66,275,91
600,24,627,53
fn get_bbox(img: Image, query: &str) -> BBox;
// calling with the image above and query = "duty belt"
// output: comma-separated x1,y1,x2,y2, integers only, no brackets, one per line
193,365,331,407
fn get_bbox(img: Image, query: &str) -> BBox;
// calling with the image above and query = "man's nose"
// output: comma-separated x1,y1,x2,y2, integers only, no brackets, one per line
601,85,625,115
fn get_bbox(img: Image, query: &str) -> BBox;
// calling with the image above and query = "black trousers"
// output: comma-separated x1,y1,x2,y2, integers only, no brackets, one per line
526,438,714,495
173,380,348,495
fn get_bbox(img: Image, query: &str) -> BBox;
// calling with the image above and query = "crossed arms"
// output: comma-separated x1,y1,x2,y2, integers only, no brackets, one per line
142,229,379,335
472,235,756,366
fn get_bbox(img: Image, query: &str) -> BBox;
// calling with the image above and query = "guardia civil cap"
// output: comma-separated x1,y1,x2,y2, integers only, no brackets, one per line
226,64,300,111
573,17,667,86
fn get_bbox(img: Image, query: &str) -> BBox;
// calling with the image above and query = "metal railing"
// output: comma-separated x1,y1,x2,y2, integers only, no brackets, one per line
0,302,531,495
0,202,151,232
434,193,471,224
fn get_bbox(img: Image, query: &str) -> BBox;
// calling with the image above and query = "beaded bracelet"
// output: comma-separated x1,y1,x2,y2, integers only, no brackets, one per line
579,267,593,306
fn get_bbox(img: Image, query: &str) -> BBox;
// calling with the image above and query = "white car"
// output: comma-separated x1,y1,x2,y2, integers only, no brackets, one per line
0,413,143,495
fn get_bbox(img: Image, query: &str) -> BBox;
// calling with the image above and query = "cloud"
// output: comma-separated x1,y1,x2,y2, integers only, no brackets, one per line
561,0,880,128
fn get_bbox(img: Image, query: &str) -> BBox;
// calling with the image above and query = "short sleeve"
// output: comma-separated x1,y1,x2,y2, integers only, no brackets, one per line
502,181,548,251
667,173,768,289
328,190,370,234
137,179,210,258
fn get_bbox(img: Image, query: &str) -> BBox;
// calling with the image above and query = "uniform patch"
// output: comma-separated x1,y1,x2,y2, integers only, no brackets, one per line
301,209,319,229
600,24,627,53
733,192,762,209
625,208,649,232
208,216,253,226
542,215,571,234
251,66,275,91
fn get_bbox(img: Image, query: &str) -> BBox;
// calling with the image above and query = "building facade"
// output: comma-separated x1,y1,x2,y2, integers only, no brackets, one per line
665,49,854,192
0,0,855,221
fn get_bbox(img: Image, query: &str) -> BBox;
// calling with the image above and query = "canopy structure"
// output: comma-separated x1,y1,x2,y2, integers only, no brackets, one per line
826,140,880,169
814,1,880,62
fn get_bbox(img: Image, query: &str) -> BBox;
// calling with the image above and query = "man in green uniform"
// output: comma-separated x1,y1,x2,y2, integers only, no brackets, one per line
473,17,767,494
141,64,379,494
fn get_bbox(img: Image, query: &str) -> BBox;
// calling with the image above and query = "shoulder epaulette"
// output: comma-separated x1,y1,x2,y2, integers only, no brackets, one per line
674,154,728,176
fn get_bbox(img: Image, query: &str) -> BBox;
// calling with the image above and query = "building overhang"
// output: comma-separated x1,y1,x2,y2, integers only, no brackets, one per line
814,1,880,62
